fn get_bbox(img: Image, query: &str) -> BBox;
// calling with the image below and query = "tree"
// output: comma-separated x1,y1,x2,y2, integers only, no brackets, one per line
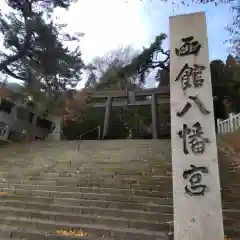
87,34,169,138
65,45,161,139
85,45,140,90
83,40,170,139
226,5,239,57
0,0,84,114
211,55,240,120
117,34,239,122
116,34,169,87
63,46,139,139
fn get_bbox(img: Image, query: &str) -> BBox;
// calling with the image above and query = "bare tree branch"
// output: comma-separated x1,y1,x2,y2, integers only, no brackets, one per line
3,66,29,80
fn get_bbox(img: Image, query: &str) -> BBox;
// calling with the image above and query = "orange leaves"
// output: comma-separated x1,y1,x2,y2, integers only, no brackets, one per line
0,87,10,97
0,192,8,196
59,89,93,122
55,229,88,237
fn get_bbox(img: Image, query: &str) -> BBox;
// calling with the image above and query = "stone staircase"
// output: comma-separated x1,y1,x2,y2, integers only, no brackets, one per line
0,140,239,239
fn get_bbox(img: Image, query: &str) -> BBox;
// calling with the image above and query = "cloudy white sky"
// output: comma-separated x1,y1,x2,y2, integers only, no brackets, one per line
0,0,235,88
56,0,233,61
54,0,151,64
53,0,234,88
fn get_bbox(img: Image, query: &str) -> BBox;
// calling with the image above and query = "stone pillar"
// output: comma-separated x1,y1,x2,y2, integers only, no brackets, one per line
47,117,61,141
0,124,10,141
28,114,38,141
151,94,158,139
128,90,135,104
102,97,112,139
169,12,224,240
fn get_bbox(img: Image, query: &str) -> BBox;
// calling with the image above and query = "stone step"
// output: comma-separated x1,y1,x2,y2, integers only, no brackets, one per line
0,224,97,240
0,229,10,238
0,162,170,172
0,161,172,169
0,238,19,240
2,179,239,195
0,187,172,205
222,201,240,209
0,199,172,222
0,183,173,198
0,206,170,231
0,170,168,177
0,194,174,213
1,180,171,191
1,168,236,179
0,154,171,162
0,196,240,221
2,171,238,190
1,169,237,188
0,238,21,240
223,218,240,229
0,231,21,240
0,198,239,222
1,179,172,191
1,188,239,207
1,183,239,203
0,201,240,229
224,228,240,239
0,216,168,240
0,140,171,151
222,193,240,202
0,150,170,157
223,209,240,220
0,215,239,239
3,180,237,199
1,173,172,185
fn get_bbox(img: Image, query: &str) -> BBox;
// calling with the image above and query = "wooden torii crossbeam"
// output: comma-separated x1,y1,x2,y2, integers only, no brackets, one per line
88,86,170,139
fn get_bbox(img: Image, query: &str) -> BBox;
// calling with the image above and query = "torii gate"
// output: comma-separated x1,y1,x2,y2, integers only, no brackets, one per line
88,86,170,139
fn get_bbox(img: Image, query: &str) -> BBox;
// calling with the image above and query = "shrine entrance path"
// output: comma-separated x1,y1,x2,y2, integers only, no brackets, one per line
0,139,239,239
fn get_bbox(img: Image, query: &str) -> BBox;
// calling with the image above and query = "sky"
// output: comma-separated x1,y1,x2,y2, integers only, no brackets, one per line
0,0,235,88
57,0,233,61
53,0,234,88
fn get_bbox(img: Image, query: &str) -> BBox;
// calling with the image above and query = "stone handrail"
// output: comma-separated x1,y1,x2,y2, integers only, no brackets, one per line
75,125,101,151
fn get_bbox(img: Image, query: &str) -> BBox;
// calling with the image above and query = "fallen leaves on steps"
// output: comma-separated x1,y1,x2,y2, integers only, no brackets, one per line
0,192,8,196
55,229,88,237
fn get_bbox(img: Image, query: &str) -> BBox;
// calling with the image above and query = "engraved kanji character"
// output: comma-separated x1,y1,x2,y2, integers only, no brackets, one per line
175,64,205,91
188,122,211,154
178,124,191,155
192,64,205,88
175,36,201,56
178,122,211,155
183,164,209,196
175,63,192,90
177,95,210,117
